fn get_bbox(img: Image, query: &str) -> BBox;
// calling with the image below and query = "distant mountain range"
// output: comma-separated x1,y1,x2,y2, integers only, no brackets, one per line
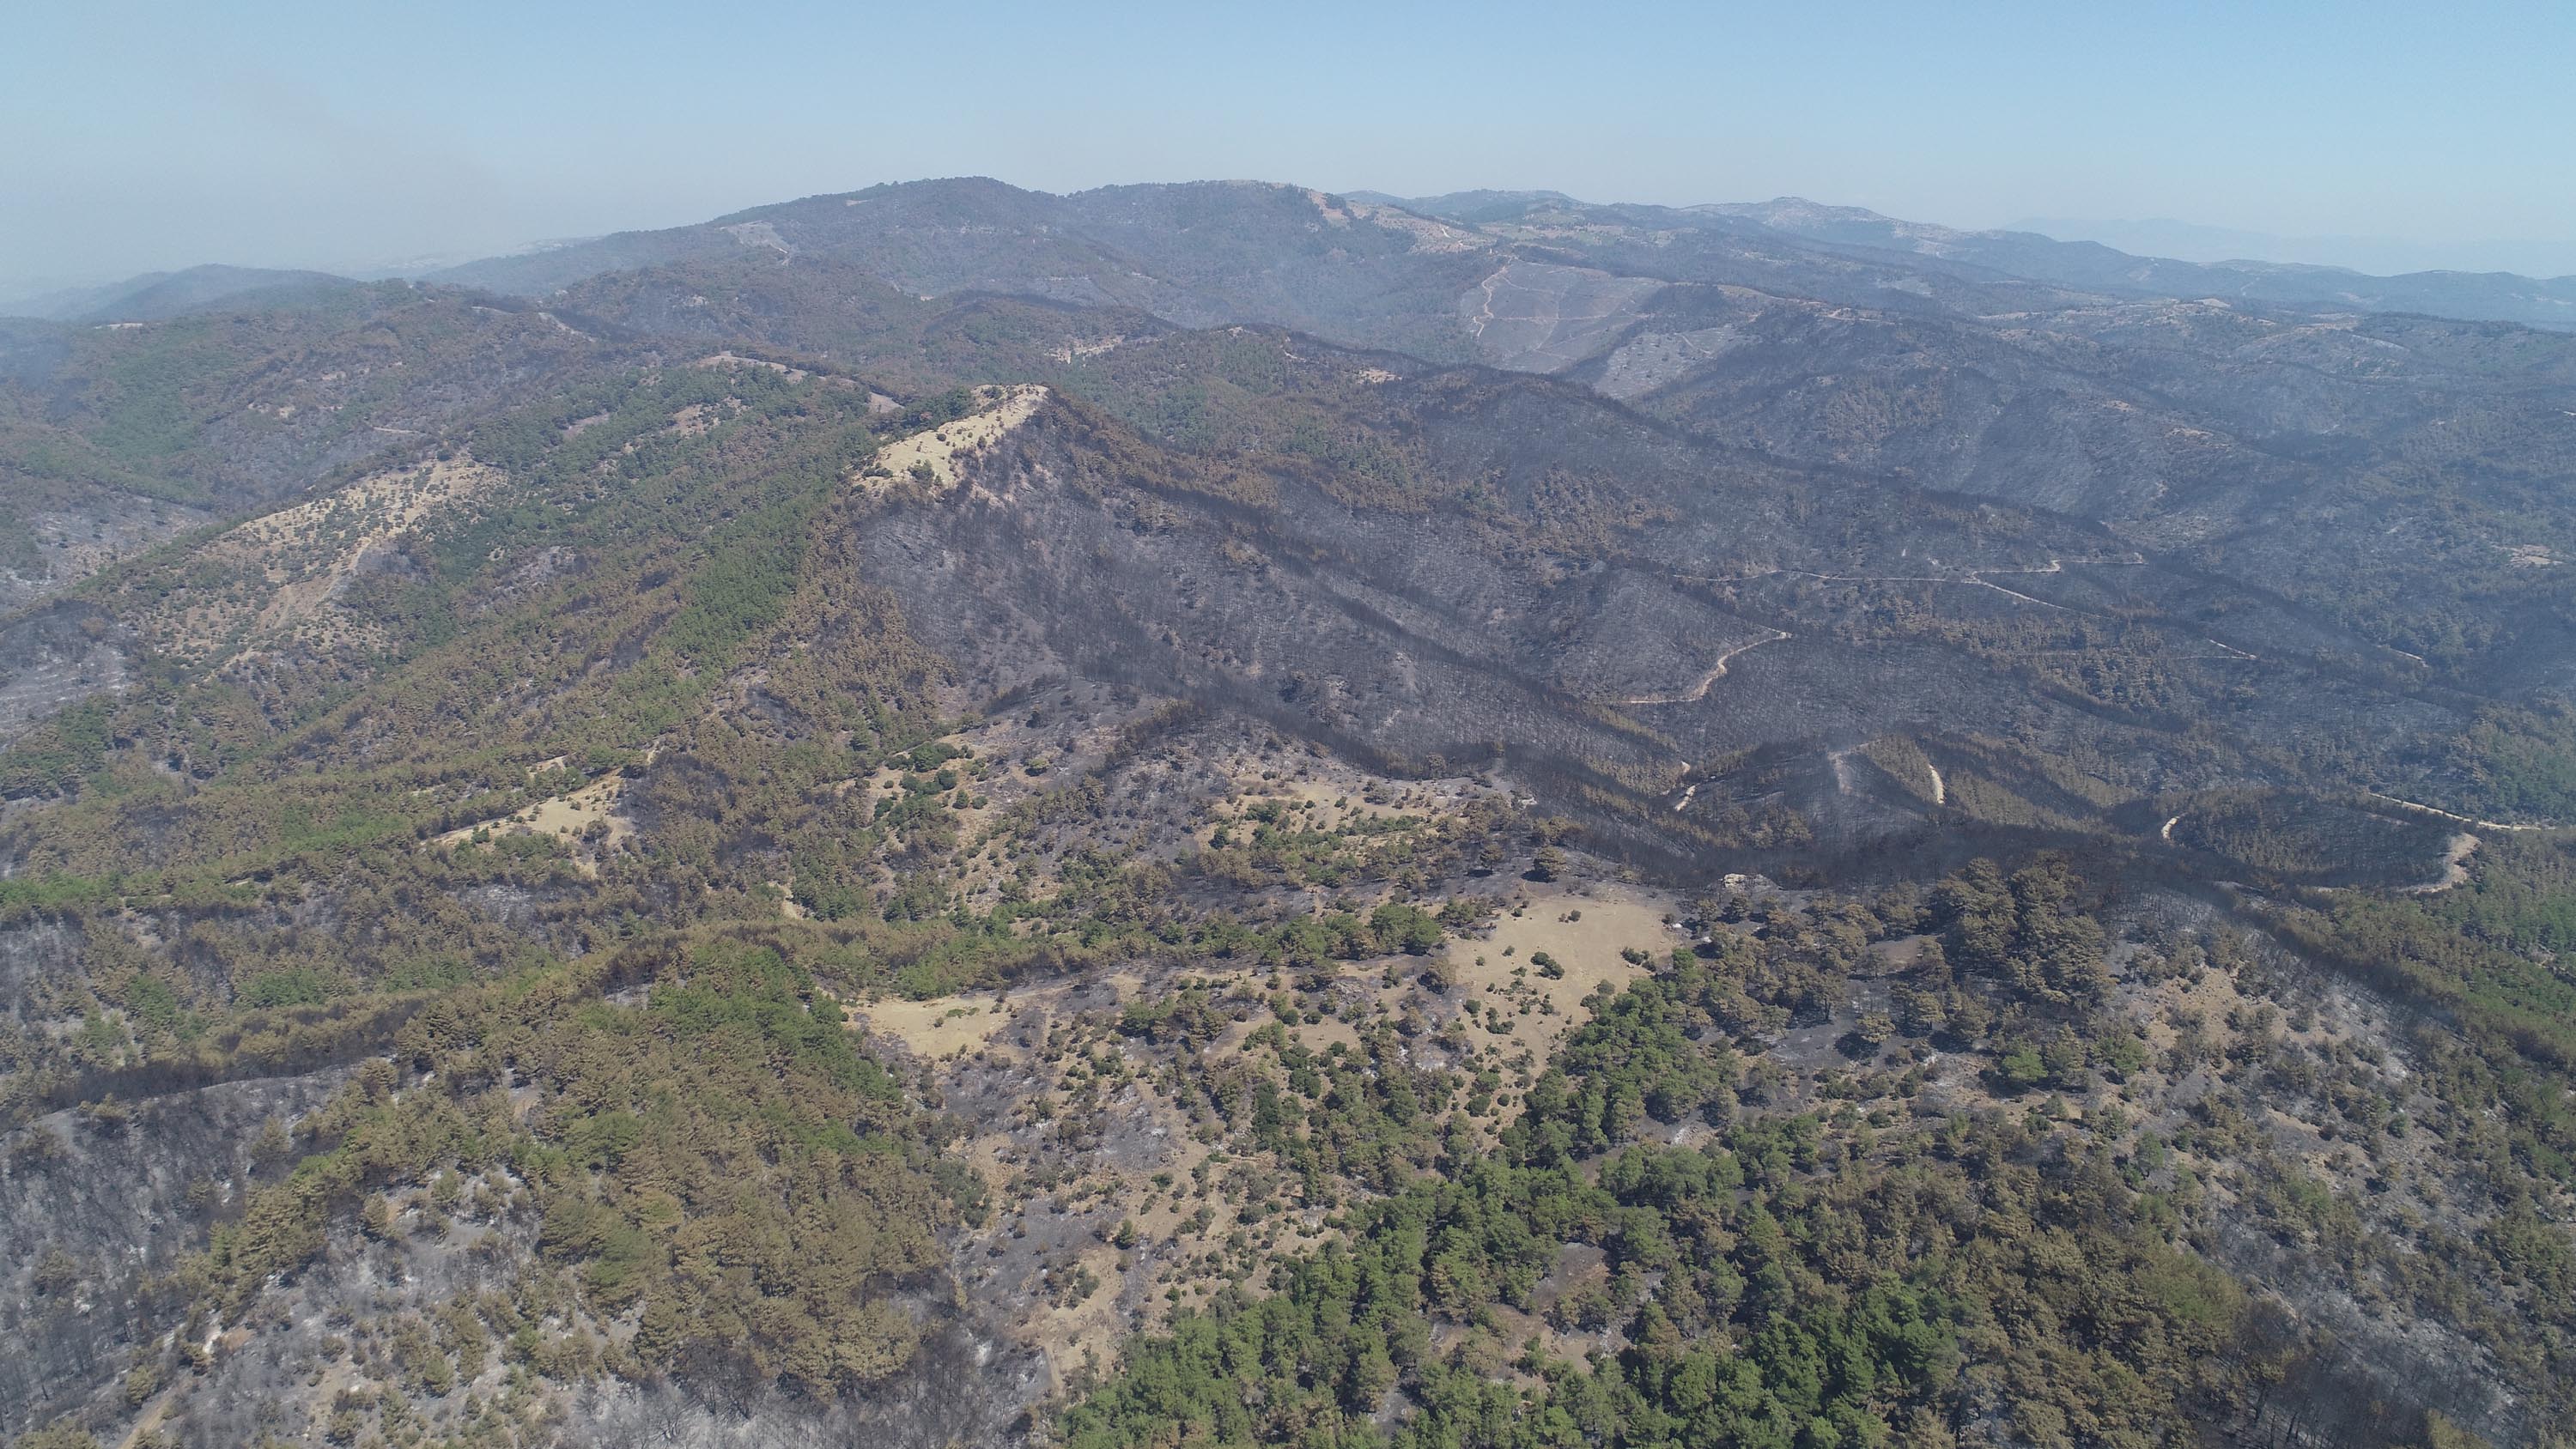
2012,215,2576,281
11,188,2574,333
0,264,363,324
1406,192,2576,330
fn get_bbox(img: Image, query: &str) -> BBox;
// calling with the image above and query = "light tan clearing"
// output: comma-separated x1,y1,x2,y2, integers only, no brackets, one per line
143,458,506,660
234,458,501,579
848,996,1012,1061
1024,1242,1130,1384
666,401,739,437
693,350,809,381
430,770,633,876
1440,884,1670,1063
856,385,1048,493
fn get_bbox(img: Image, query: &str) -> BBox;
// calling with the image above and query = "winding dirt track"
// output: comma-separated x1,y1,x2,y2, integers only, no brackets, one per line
2162,794,2555,895
1638,555,2458,826
2362,795,2555,894
2361,791,2552,833
1669,554,2269,663
2400,833,2481,894
1619,627,1792,706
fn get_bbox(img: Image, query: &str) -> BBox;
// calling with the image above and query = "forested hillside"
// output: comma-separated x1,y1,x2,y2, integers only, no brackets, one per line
3,177,2573,1449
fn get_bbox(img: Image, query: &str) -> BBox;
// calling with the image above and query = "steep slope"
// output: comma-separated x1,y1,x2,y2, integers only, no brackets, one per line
836,332,2508,888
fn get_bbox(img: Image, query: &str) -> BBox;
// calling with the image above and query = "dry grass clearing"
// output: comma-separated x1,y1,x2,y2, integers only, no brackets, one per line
856,385,1047,493
1441,884,1674,1063
692,350,808,381
429,770,633,876
143,458,505,661
849,995,1013,1061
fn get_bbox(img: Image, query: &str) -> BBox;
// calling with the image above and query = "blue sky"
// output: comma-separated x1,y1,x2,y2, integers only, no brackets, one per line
6,0,2573,284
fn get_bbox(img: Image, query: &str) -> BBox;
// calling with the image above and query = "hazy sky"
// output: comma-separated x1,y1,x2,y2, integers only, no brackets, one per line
9,0,2574,286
